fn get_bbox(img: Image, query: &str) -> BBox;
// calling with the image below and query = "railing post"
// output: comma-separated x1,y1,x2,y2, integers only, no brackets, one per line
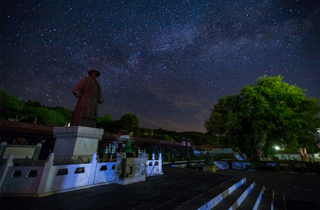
37,153,54,194
159,153,163,174
88,153,97,185
152,153,155,167
0,154,14,188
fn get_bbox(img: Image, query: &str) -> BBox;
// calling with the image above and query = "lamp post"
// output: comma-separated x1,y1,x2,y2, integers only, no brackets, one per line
184,138,190,168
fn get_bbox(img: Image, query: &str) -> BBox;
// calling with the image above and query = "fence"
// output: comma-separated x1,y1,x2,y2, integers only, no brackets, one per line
146,153,163,177
0,153,162,196
273,153,320,162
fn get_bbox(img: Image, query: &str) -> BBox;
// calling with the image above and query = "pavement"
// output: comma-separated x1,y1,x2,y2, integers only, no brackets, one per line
214,169,320,210
1,165,319,210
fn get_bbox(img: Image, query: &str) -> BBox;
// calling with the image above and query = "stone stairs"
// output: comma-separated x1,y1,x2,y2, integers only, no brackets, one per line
176,177,286,210
214,161,229,170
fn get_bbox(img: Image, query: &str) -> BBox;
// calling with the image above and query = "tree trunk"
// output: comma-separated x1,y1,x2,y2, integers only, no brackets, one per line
298,148,309,162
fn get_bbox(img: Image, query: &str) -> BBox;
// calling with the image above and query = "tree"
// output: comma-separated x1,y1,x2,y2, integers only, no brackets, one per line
97,114,113,130
48,106,72,122
179,147,186,158
0,89,25,118
119,113,139,132
204,76,320,161
21,106,65,125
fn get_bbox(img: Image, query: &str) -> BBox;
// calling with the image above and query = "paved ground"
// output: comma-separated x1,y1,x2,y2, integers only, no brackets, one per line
1,166,319,210
214,169,320,210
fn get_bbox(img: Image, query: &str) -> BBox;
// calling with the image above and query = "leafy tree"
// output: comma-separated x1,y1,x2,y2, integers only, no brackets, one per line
179,147,186,158
204,76,320,162
97,114,113,130
48,106,72,122
24,100,42,107
45,110,66,125
163,134,173,141
146,143,154,158
133,128,154,137
189,147,195,158
0,89,24,118
119,113,139,131
21,106,65,125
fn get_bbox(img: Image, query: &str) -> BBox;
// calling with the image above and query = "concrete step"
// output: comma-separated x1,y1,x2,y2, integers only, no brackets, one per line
176,177,246,210
273,194,287,210
237,185,265,210
175,174,287,210
257,189,274,210
214,161,230,170
211,181,255,210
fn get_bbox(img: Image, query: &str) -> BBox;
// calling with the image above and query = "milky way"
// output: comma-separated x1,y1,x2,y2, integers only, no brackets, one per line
1,0,319,132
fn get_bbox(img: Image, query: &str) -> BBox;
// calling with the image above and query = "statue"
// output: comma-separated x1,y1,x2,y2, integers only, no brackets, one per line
71,68,104,128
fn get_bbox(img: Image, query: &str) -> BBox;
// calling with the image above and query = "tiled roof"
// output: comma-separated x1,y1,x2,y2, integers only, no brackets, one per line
0,120,184,146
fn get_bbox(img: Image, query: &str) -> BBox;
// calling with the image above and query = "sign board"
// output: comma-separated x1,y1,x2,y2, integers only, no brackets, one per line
3,147,35,159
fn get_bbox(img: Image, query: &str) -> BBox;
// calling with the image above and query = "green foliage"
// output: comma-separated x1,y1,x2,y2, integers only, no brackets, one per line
135,128,155,137
0,89,25,118
124,139,132,153
0,89,67,125
21,106,65,125
151,128,213,145
97,114,113,129
204,151,215,166
119,113,139,131
205,76,320,156
162,146,176,162
146,143,154,158
48,106,72,122
189,147,195,158
179,147,186,158
163,134,173,141
24,100,42,107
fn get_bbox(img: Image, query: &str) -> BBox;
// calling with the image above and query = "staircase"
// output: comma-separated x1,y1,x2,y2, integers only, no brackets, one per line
214,161,229,170
176,177,286,210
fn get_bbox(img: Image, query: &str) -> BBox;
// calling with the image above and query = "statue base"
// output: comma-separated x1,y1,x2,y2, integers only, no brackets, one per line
114,153,147,185
52,126,104,164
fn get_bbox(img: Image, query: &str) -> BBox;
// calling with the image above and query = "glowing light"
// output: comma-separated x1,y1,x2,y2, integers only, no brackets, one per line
275,146,280,150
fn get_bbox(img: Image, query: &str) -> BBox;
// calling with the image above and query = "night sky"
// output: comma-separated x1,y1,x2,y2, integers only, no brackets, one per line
1,0,319,132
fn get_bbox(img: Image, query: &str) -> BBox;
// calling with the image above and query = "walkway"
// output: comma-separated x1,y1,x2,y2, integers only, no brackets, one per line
0,166,319,210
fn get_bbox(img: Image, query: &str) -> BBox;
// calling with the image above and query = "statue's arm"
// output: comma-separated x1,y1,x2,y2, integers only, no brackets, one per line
98,84,104,104
72,77,87,98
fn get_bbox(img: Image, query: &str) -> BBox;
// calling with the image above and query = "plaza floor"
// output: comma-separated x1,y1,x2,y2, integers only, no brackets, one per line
0,166,319,210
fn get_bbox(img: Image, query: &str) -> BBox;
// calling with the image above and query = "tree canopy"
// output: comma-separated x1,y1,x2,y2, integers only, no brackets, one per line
0,89,70,125
118,113,139,132
204,76,320,157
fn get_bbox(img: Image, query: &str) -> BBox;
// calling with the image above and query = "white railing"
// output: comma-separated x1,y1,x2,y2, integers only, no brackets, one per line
274,153,319,162
146,153,163,177
0,165,44,194
94,162,116,184
0,152,162,196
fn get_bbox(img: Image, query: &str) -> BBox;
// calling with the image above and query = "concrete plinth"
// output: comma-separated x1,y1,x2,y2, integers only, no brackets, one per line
53,126,104,164
114,153,147,185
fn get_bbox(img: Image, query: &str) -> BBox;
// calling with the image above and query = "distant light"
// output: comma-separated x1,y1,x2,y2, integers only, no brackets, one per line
275,146,280,150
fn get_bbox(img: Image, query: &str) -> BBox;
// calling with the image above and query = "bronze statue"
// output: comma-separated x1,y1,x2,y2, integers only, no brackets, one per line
71,68,104,127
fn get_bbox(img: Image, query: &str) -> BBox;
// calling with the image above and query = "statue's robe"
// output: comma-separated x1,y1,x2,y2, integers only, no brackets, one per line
71,76,104,127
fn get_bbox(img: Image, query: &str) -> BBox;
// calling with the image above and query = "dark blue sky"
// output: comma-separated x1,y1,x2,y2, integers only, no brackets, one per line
1,0,319,132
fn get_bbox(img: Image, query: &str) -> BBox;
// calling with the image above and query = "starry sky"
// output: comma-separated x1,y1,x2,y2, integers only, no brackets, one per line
1,0,319,132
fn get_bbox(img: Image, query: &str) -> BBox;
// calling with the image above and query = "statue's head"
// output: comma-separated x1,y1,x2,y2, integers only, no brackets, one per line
88,68,100,77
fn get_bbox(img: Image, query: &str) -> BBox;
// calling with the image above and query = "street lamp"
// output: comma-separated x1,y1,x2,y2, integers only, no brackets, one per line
182,138,190,168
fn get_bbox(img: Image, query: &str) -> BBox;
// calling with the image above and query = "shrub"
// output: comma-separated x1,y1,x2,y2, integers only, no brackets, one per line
204,151,215,166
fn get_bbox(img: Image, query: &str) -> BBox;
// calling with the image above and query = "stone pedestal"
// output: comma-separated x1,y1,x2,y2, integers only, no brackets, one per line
53,126,104,164
114,152,147,185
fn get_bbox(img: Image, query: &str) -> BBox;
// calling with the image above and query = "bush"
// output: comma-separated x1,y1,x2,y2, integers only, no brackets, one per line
204,152,215,166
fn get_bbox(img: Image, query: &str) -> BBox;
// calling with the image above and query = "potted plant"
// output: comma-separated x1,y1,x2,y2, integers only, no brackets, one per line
204,151,216,172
